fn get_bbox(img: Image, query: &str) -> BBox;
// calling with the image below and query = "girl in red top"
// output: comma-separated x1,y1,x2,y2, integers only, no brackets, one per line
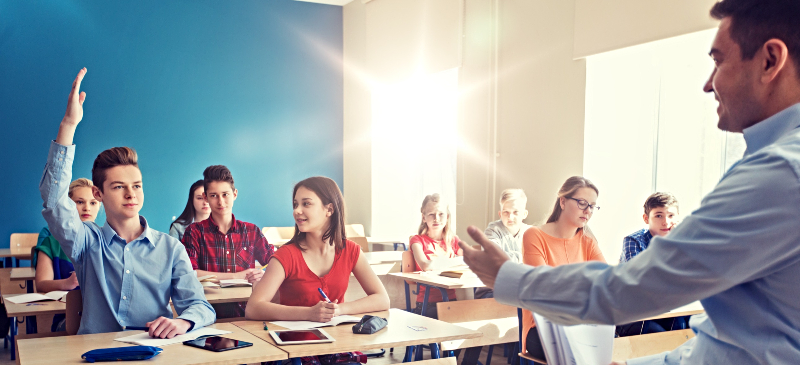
409,193,462,318
246,176,389,365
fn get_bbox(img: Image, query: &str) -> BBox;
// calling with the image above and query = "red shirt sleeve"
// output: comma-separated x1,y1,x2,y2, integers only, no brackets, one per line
181,223,200,270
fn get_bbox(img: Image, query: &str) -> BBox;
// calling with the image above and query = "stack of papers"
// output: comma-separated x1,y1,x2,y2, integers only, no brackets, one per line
533,313,615,365
5,291,69,304
114,327,232,346
272,315,363,330
219,279,252,288
439,269,478,279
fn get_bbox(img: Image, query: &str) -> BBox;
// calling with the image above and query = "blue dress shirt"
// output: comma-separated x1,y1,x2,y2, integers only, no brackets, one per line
620,228,652,263
495,103,800,364
40,141,216,335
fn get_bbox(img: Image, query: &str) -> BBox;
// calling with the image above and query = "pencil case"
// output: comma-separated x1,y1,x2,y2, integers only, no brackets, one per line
81,346,163,362
352,315,388,334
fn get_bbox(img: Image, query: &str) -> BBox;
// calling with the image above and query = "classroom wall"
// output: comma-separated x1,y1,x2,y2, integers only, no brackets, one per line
0,0,343,249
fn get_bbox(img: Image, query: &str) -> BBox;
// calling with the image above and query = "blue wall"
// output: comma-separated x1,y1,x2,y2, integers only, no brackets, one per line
0,0,343,249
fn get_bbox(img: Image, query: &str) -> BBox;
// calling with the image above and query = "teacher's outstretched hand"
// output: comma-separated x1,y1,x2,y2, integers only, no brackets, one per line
459,225,511,289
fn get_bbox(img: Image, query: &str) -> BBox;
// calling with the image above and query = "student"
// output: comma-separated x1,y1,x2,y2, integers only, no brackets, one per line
460,2,800,362
40,68,215,337
620,192,679,263
520,176,606,358
245,176,389,365
34,178,99,332
182,165,275,318
169,179,210,241
409,193,462,318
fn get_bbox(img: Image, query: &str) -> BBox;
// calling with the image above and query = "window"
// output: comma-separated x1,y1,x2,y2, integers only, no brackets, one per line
584,29,745,262
370,68,460,238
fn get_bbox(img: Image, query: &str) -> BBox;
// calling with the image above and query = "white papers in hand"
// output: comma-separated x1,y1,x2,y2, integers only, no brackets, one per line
271,315,363,330
5,291,69,304
428,256,465,271
113,327,232,346
533,313,614,365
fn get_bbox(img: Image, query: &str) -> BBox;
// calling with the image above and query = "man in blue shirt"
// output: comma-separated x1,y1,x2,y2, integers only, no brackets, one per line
40,68,215,337
459,1,800,364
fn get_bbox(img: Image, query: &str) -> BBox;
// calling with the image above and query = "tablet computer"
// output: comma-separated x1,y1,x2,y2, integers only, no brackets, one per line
183,336,253,352
268,329,335,345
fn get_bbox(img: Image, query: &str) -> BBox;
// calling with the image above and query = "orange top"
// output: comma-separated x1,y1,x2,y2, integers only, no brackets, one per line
520,226,606,351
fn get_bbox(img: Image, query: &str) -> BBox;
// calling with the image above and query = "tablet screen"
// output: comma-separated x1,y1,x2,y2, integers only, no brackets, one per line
276,329,327,342
185,336,252,351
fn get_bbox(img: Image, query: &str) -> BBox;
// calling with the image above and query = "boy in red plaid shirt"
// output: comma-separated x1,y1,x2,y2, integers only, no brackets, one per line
182,165,275,318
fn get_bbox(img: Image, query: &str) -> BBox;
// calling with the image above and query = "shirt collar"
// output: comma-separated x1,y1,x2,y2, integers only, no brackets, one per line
101,216,156,247
208,214,242,234
743,103,800,156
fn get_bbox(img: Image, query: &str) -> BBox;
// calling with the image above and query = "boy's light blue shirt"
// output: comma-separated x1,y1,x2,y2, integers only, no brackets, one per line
40,141,216,335
495,103,800,364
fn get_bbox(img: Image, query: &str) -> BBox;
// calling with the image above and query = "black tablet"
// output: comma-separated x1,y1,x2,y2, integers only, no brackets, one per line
183,336,253,352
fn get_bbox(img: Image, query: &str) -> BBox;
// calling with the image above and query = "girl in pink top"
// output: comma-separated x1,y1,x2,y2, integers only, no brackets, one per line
409,193,462,318
521,176,607,358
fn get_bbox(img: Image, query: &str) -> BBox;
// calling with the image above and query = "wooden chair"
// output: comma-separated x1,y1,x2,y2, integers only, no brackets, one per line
351,236,369,252
401,250,418,312
345,224,366,237
612,328,695,361
436,298,519,365
9,234,37,267
262,227,294,243
65,290,82,335
517,308,546,365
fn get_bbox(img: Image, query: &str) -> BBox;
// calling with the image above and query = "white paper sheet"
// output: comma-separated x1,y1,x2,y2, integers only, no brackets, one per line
113,327,232,346
271,315,363,330
563,323,615,365
5,291,68,304
219,279,252,287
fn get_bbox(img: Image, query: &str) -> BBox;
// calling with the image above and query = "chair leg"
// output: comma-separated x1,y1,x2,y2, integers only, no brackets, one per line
486,345,494,365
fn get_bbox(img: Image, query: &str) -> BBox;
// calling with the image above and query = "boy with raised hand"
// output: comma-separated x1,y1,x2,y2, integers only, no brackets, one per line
181,165,275,318
620,192,680,263
475,189,530,299
40,68,215,337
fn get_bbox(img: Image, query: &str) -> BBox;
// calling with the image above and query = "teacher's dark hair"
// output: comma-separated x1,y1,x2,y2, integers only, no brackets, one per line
710,0,800,78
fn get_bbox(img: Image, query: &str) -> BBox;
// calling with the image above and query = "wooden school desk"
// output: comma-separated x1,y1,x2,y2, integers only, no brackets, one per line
366,237,408,251
10,267,36,293
0,249,32,268
202,286,252,305
642,301,704,321
233,308,482,363
3,294,67,360
390,270,485,315
15,322,287,365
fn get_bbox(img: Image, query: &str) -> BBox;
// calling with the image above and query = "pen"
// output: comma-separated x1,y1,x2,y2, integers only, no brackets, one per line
124,326,149,331
263,321,269,331
260,264,268,271
317,288,332,303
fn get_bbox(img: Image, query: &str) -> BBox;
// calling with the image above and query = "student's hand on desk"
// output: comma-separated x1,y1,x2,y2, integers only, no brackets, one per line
62,67,87,127
146,317,192,339
63,272,79,290
243,268,264,283
458,225,511,289
308,300,339,322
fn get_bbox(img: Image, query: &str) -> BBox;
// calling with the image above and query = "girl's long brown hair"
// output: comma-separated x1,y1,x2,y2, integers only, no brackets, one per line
289,176,347,252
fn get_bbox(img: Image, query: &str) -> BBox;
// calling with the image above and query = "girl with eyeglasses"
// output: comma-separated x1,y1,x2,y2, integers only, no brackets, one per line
519,176,607,359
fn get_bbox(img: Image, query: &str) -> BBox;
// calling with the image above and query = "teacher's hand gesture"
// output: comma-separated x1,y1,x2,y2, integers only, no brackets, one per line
57,67,87,146
458,225,511,289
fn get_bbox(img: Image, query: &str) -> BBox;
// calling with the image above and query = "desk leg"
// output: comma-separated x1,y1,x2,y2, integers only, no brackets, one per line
25,315,37,335
14,258,19,268
2,257,10,268
9,317,18,360
415,285,432,361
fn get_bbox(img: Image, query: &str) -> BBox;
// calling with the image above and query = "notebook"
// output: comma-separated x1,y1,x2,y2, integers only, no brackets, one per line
219,279,252,288
113,327,232,347
271,315,363,330
4,291,69,304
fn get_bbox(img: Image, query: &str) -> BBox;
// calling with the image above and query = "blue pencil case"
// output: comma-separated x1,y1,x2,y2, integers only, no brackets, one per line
81,346,163,362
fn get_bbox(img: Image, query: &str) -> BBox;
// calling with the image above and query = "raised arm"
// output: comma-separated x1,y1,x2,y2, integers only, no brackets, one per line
40,68,92,263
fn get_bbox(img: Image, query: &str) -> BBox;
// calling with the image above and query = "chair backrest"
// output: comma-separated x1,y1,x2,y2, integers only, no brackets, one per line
10,233,38,253
66,289,83,335
437,298,517,323
262,226,295,242
345,224,365,237
612,328,695,361
350,236,369,252
401,250,417,287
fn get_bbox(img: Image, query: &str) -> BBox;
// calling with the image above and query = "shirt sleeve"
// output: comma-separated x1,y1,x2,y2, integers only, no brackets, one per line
39,141,90,264
170,243,216,329
586,236,606,263
168,223,180,240
521,229,547,267
254,228,274,268
621,235,643,263
485,224,501,244
494,153,800,326
627,337,696,365
180,224,200,270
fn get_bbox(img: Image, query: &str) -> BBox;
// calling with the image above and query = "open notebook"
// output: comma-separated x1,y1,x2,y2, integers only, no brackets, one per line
271,315,363,330
114,327,232,347
219,279,252,288
4,291,68,304
533,313,615,365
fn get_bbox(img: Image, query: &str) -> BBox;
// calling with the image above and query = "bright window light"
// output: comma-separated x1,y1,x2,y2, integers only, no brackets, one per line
371,68,460,239
584,29,745,263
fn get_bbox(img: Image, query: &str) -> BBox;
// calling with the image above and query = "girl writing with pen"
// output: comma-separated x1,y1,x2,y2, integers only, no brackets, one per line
246,176,389,365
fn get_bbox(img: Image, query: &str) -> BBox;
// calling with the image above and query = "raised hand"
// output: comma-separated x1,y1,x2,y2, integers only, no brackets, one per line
458,225,511,289
63,68,87,126
56,68,87,146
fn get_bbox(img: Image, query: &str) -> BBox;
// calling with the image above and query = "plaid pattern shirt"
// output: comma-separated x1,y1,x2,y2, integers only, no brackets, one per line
619,228,652,263
181,215,274,317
